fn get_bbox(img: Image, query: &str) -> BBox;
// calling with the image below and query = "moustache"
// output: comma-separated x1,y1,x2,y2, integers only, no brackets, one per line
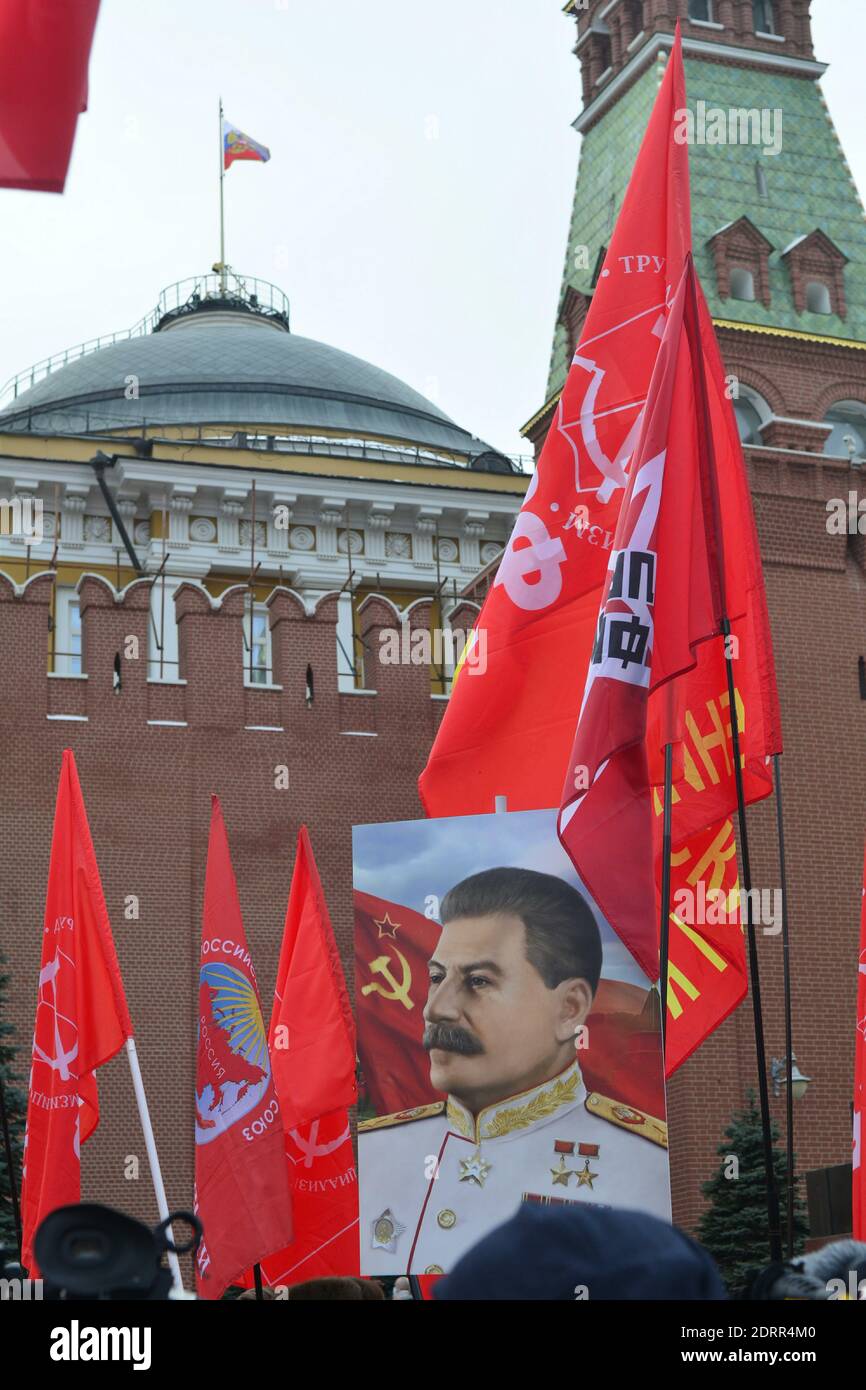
423,1023,484,1056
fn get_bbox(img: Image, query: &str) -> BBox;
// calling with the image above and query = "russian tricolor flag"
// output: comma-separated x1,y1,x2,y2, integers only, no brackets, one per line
222,117,270,170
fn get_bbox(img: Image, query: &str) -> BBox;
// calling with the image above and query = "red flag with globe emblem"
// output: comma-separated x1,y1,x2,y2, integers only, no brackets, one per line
194,797,293,1299
854,845,866,1240
20,749,133,1276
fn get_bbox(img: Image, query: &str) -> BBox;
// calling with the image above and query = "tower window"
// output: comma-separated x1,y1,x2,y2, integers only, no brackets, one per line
730,268,756,302
753,0,777,34
755,161,769,199
823,401,866,459
626,1,644,34
595,33,612,75
689,0,714,21
806,281,832,315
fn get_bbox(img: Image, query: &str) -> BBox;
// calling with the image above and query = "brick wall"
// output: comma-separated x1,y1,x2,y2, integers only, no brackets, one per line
1,384,864,1239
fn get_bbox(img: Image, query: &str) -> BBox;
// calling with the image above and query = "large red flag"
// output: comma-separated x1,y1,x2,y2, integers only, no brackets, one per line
420,28,780,1073
419,27,691,820
854,846,866,1240
0,0,100,192
559,257,780,985
558,261,723,979
20,749,133,1275
244,827,359,1288
269,827,356,1131
193,797,293,1299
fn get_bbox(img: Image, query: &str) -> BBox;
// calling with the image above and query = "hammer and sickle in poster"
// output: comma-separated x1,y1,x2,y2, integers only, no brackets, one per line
361,951,414,1010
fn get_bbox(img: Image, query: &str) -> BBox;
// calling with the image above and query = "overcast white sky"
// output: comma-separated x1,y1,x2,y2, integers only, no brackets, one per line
0,1,862,457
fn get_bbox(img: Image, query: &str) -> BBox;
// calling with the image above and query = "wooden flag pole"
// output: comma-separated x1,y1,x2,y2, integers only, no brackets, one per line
0,1068,23,1261
125,1038,183,1291
683,254,783,1263
774,752,796,1257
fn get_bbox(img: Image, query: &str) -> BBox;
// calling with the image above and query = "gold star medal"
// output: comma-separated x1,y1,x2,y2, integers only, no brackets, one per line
458,1149,491,1186
550,1155,573,1187
575,1157,598,1189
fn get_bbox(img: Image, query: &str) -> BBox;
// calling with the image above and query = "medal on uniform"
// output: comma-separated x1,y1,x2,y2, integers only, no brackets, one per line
371,1207,405,1252
575,1157,599,1189
458,1148,491,1186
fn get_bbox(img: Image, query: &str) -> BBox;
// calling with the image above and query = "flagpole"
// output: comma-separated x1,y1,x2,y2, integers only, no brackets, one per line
124,1038,183,1291
0,1069,22,1261
683,253,782,1264
658,743,674,1059
774,752,796,1257
218,96,226,296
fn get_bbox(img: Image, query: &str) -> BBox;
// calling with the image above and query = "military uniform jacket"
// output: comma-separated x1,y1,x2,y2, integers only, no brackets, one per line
358,1057,671,1276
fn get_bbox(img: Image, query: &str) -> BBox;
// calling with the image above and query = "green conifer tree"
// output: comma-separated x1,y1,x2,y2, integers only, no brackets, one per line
0,952,26,1257
697,1091,809,1296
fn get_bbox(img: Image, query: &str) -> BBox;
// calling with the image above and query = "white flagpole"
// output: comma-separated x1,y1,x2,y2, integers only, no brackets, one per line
218,96,226,295
125,1037,184,1291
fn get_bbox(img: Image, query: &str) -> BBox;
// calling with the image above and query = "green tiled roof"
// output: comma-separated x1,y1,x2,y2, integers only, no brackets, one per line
547,53,866,398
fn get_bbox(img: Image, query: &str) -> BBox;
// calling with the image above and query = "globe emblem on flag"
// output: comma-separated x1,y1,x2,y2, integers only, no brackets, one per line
195,961,271,1145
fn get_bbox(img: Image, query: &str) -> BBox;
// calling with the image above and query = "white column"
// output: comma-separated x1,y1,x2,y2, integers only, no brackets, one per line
461,510,489,572
218,497,244,552
413,507,442,569
364,505,393,562
114,496,138,552
60,489,88,550
168,493,194,548
317,505,343,561
269,492,296,554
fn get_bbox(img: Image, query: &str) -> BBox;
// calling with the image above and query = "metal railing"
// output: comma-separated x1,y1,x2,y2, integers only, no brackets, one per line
0,271,291,409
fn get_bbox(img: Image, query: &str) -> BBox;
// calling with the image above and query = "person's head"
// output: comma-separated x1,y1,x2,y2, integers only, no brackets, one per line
423,867,602,1112
433,1203,727,1301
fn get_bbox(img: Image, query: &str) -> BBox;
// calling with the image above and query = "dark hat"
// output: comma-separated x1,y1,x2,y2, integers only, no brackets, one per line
434,1202,727,1301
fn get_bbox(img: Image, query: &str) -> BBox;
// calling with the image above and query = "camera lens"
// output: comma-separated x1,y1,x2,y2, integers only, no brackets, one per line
63,1229,109,1265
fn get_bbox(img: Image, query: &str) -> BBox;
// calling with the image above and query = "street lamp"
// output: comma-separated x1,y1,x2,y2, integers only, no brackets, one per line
771,1053,811,1100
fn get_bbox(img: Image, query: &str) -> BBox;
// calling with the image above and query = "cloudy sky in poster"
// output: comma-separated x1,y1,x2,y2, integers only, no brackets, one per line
353,809,650,989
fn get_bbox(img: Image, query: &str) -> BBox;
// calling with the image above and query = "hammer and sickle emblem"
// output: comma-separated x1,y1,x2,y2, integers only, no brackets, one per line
361,951,414,1011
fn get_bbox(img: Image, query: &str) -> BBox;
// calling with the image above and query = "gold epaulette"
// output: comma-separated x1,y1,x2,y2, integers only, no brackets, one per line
358,1101,446,1133
585,1092,668,1149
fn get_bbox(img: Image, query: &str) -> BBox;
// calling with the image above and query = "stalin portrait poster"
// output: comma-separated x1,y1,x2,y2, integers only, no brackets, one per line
354,810,671,1277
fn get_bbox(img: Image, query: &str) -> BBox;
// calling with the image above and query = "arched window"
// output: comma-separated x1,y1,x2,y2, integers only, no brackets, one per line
689,0,714,21
753,0,777,34
730,267,756,302
806,281,832,315
627,1,644,34
823,401,866,459
733,387,769,446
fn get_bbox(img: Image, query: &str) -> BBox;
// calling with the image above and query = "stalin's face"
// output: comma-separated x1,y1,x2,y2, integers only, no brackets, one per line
423,912,592,1115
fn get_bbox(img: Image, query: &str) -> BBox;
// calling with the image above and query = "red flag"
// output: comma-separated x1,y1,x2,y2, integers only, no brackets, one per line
854,845,866,1240
194,796,293,1299
20,749,133,1275
559,260,721,978
243,827,359,1289
0,1,100,192
419,26,690,819
559,257,779,989
355,890,443,1116
269,827,356,1130
243,1110,359,1289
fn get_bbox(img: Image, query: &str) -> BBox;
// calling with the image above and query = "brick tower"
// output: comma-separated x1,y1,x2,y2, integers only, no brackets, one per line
525,0,866,1233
